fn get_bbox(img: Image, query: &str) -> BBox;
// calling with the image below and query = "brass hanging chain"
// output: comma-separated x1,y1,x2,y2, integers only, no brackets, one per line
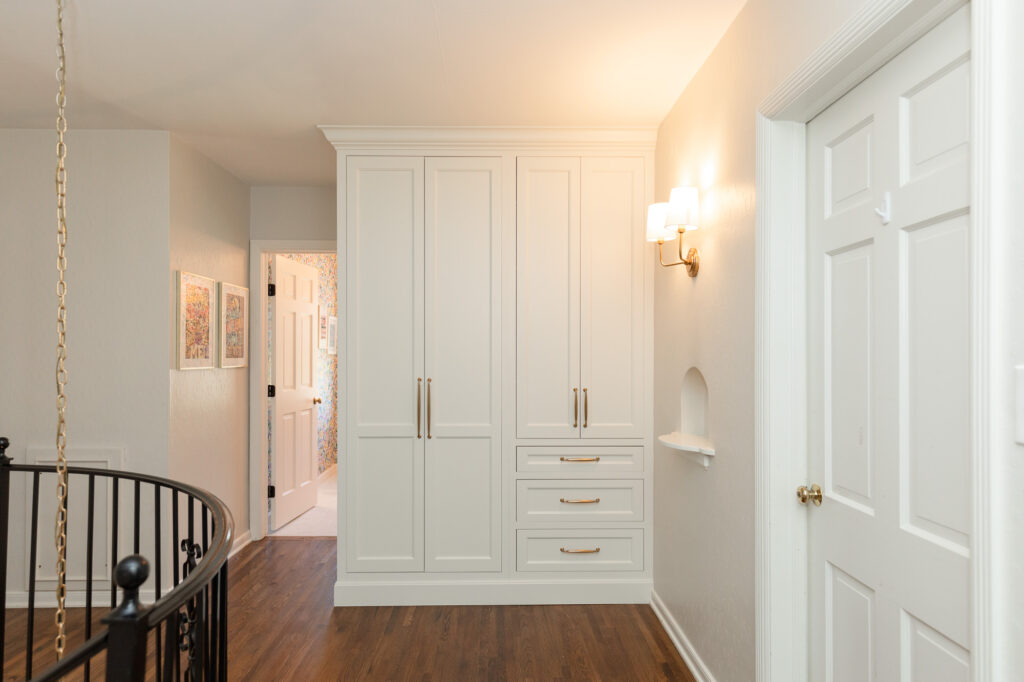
53,0,70,660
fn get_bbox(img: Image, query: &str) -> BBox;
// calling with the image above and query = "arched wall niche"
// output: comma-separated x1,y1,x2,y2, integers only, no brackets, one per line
680,366,709,437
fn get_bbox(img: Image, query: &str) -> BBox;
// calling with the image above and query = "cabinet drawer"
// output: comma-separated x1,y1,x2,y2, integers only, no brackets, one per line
516,479,643,523
516,447,643,474
516,529,643,572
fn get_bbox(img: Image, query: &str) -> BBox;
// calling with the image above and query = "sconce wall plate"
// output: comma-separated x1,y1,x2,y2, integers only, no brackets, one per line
657,228,700,277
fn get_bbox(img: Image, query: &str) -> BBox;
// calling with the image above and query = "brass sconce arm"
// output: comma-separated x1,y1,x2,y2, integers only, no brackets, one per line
657,228,700,277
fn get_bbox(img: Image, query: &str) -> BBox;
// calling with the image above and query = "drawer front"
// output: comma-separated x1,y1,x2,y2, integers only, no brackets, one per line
516,529,643,572
516,446,643,474
516,479,643,523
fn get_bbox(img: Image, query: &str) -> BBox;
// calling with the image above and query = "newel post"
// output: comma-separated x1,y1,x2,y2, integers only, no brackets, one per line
0,437,11,668
103,555,150,681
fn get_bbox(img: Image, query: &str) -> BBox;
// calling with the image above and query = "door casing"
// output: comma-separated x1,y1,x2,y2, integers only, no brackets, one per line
753,0,994,680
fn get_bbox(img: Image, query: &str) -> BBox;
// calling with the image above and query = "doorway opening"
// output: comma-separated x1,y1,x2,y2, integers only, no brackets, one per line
248,240,338,540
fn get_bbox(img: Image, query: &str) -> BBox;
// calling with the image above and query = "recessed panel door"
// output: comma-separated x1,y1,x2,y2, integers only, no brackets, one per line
424,157,501,572
806,8,970,680
345,156,424,572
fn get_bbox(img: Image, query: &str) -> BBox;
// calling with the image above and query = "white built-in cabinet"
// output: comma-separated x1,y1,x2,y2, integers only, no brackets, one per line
516,157,644,439
325,127,654,606
345,155,501,573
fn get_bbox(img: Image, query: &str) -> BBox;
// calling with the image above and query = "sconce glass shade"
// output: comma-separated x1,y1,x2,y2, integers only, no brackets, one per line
646,202,672,243
666,186,700,231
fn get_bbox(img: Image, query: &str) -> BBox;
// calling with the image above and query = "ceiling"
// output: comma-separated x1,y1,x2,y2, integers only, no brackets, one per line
0,1,746,185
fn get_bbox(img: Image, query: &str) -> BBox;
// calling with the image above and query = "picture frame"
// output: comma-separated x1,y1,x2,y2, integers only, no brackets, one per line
318,306,329,350
176,271,217,370
219,282,249,368
327,316,338,355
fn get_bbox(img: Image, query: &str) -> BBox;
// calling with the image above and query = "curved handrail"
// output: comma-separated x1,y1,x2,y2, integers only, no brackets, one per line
7,463,233,675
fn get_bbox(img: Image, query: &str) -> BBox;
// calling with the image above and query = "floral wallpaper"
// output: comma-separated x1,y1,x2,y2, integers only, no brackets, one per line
267,253,338,478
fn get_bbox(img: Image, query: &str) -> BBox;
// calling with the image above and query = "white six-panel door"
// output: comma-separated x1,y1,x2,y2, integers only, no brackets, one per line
424,157,502,571
516,157,582,438
271,255,320,530
346,156,425,572
806,7,971,680
580,157,645,438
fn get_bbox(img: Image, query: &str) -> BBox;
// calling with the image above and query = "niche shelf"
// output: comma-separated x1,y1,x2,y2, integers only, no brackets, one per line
658,367,715,470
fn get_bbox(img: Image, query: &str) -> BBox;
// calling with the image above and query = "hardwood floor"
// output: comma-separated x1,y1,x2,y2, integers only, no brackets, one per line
4,538,695,681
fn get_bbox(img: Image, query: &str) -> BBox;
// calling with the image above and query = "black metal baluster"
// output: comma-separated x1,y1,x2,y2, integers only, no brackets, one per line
111,476,119,609
0,438,11,672
188,494,195,553
133,479,141,554
85,473,96,681
155,483,163,682
25,470,40,679
172,491,180,588
103,555,150,681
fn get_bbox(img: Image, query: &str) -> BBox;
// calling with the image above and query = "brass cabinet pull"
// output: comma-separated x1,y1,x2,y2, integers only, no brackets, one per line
559,497,600,504
426,378,432,439
416,378,422,439
796,484,823,506
583,388,588,428
573,388,579,428
560,547,600,554
560,456,600,462
313,397,322,405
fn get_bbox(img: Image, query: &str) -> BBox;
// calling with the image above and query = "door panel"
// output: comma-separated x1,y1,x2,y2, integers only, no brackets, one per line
271,255,319,529
346,156,424,572
580,157,644,438
807,7,970,679
516,157,581,438
424,157,501,571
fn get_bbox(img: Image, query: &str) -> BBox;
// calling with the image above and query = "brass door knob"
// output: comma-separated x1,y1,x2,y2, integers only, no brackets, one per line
796,484,823,506
313,397,322,405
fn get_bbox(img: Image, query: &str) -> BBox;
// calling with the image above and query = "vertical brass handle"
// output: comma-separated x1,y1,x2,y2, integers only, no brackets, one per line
416,378,422,439
426,378,432,439
583,388,588,428
573,388,579,428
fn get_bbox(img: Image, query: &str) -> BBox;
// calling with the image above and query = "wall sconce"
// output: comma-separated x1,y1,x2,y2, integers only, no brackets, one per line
647,187,700,277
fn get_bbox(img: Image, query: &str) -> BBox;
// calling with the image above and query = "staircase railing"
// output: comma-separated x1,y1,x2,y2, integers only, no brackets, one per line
0,437,233,681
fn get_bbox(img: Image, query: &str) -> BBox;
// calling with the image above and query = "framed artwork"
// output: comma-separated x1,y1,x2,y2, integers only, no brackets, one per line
327,316,338,355
176,271,217,370
318,307,329,350
219,282,249,368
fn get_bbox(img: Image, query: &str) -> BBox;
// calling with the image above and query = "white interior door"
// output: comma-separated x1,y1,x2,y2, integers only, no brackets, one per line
580,157,644,438
271,255,320,530
345,156,425,572
516,157,581,438
424,157,502,572
806,7,971,680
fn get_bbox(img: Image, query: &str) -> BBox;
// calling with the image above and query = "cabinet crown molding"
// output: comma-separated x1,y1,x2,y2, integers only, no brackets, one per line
318,126,657,151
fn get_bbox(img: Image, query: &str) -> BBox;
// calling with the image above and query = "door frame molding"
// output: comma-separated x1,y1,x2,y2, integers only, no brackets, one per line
753,1,992,680
247,239,337,542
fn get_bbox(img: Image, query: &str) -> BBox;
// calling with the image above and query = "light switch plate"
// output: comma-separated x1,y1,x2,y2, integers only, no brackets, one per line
1017,366,1024,445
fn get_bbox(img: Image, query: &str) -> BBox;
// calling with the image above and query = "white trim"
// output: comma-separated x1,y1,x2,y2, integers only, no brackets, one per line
248,239,338,543
650,590,716,682
228,529,252,559
317,463,337,482
753,1,988,681
334,579,651,607
318,125,657,152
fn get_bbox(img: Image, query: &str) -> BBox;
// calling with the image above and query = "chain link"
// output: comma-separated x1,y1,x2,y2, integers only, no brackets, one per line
53,0,70,660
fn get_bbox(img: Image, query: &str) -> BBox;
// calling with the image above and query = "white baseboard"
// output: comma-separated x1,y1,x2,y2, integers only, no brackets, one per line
650,589,716,682
334,578,652,606
229,529,252,559
6,588,159,609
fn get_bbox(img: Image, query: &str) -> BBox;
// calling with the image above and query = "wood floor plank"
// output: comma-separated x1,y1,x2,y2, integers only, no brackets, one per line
4,537,696,680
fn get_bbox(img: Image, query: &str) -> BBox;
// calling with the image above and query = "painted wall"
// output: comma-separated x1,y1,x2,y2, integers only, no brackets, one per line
279,253,339,474
169,137,251,539
250,185,336,241
0,128,171,593
651,1,876,680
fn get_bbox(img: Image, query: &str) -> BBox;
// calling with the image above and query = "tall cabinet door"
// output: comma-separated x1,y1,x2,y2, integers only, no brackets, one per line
516,157,581,438
345,156,425,572
580,157,645,438
424,157,502,571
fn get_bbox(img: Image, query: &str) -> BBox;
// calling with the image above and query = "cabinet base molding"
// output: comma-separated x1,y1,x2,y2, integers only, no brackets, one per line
333,578,652,607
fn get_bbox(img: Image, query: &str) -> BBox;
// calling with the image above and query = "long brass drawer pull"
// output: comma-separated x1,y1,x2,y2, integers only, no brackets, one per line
416,378,422,439
583,387,589,428
426,378,432,439
573,388,579,428
559,497,600,504
560,456,600,462
560,547,600,554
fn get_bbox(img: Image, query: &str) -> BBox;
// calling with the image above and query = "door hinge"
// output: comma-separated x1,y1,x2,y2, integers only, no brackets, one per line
268,282,276,297
267,385,276,397
267,485,276,499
